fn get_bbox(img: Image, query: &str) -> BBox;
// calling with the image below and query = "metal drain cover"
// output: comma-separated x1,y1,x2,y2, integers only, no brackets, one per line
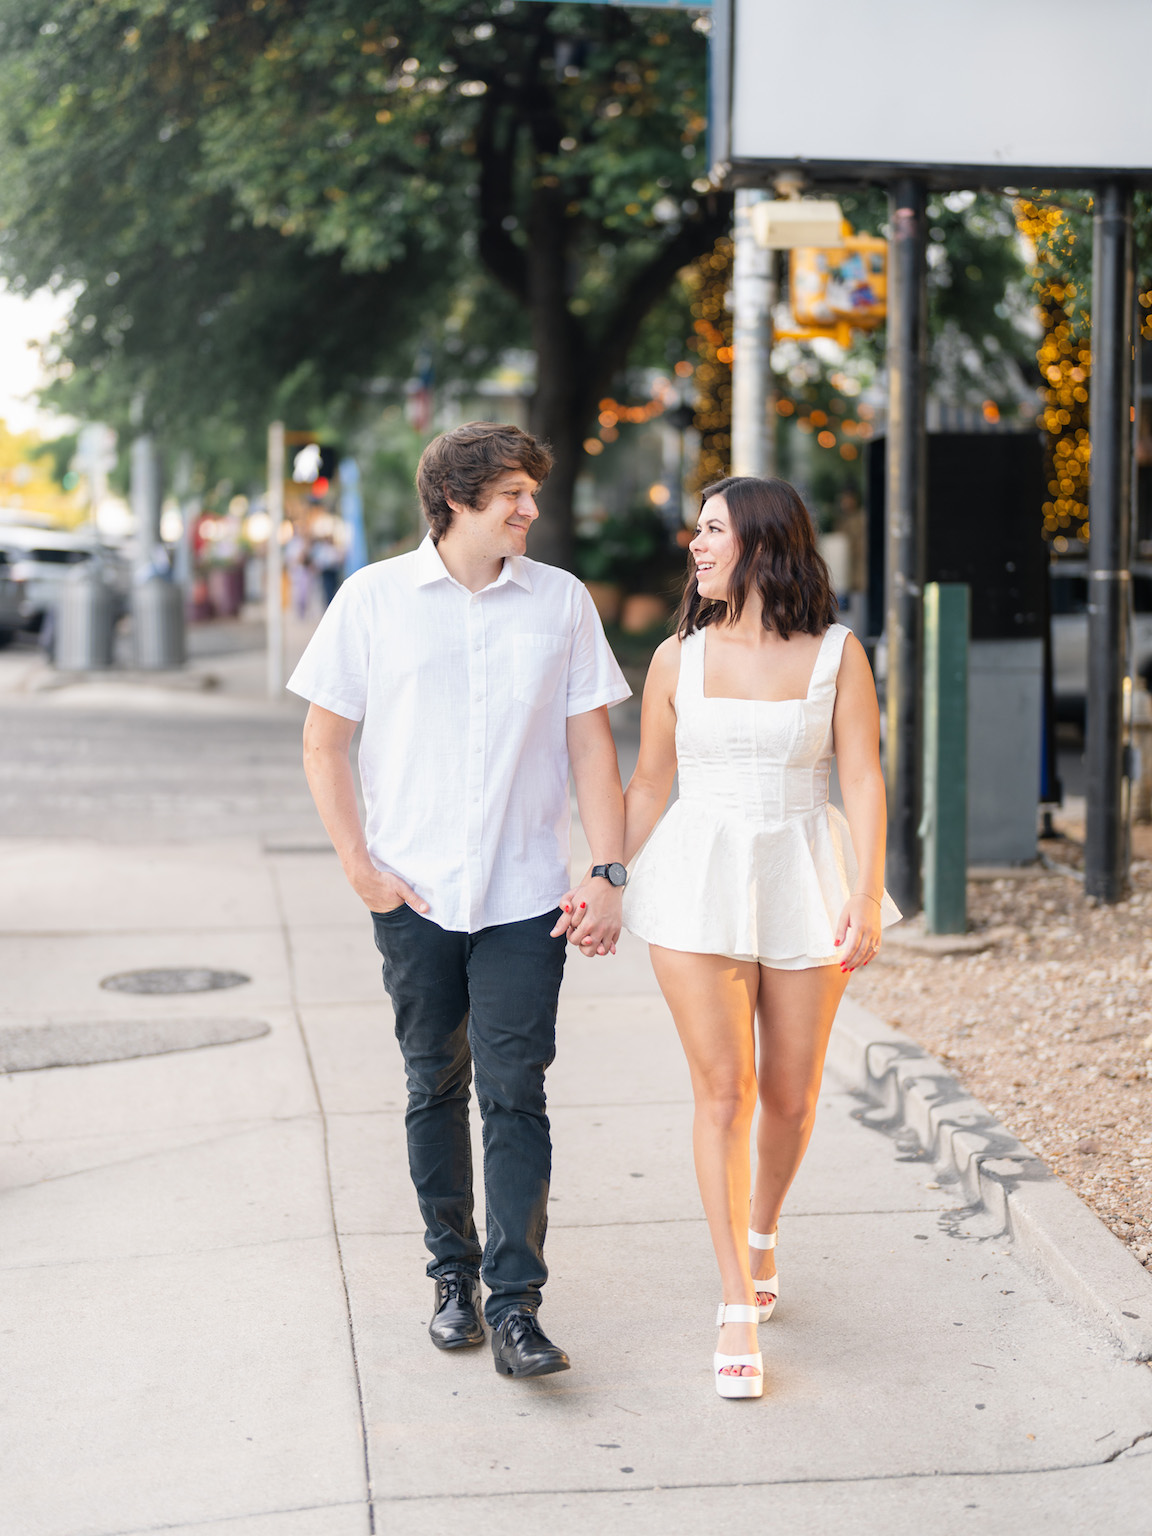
100,967,251,995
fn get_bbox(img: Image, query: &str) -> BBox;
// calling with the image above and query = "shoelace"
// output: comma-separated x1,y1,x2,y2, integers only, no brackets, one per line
502,1310,538,1343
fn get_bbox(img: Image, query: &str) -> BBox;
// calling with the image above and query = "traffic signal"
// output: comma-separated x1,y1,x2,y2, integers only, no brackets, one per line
291,442,339,498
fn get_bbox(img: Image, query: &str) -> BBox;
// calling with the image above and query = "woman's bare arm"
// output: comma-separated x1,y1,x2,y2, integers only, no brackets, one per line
622,637,681,864
831,635,888,969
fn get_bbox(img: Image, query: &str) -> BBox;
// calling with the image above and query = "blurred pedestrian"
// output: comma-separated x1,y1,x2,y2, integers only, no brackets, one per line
285,531,313,619
288,422,630,1379
617,476,900,1398
310,532,343,609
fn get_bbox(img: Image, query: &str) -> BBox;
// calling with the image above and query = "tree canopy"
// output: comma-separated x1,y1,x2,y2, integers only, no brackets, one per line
0,0,731,562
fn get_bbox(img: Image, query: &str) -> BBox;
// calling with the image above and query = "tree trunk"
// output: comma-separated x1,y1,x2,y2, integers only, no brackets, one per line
524,181,585,571
528,391,582,570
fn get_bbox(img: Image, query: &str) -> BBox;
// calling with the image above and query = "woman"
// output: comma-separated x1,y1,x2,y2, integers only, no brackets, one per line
620,476,899,1399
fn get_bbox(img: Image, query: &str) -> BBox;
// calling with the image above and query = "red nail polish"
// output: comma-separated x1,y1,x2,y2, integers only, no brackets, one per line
580,902,586,909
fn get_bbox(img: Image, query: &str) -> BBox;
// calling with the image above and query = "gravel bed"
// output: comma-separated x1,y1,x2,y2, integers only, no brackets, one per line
852,818,1152,1275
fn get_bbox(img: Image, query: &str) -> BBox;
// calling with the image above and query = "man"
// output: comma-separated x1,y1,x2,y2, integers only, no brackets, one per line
288,422,630,1377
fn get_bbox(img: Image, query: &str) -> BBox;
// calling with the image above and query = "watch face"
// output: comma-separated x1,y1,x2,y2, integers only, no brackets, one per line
608,862,627,887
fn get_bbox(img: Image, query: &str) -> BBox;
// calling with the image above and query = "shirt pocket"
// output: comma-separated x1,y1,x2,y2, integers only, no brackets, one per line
513,633,569,710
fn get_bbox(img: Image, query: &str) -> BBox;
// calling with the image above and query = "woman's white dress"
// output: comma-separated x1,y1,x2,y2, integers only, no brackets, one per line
623,623,901,968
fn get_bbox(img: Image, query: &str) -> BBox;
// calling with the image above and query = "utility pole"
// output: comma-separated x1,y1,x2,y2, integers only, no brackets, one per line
266,422,286,699
730,188,776,478
1084,181,1135,902
884,178,929,916
130,434,162,576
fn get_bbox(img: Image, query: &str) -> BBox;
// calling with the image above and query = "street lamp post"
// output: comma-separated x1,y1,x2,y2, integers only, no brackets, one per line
1084,182,1135,902
884,177,929,917
266,421,286,699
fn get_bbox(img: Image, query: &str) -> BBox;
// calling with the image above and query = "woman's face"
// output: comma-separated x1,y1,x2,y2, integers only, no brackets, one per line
689,494,740,603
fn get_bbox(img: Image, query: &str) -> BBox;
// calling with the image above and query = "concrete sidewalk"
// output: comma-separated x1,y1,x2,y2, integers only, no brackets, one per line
1,659,1151,1533
2,823,1151,1536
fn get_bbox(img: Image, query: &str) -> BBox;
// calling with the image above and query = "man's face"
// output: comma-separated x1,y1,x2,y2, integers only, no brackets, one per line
445,468,541,559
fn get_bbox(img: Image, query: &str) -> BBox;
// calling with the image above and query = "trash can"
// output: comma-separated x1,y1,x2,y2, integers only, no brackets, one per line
54,571,116,671
132,578,186,669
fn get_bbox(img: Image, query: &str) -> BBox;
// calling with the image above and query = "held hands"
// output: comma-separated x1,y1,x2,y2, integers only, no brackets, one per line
551,875,623,957
833,893,882,972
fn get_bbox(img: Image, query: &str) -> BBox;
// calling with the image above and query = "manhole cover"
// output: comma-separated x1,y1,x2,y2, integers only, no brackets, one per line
100,967,251,995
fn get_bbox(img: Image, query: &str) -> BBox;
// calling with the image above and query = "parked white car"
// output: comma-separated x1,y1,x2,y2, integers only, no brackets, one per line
0,525,132,634
1050,561,1152,720
0,546,29,645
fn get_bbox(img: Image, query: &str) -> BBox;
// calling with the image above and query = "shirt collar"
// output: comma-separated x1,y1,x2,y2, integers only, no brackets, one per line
413,534,533,594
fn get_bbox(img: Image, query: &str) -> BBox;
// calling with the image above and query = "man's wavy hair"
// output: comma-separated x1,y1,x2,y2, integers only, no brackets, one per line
675,476,838,640
416,421,553,542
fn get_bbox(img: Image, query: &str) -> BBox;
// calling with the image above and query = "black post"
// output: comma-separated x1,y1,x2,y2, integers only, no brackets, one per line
1085,182,1134,903
884,178,929,915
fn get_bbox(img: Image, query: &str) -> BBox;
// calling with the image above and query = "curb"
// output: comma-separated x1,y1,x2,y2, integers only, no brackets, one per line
827,996,1152,1362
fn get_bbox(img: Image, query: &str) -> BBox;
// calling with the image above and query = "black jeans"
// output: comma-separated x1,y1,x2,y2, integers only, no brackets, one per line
371,905,567,1325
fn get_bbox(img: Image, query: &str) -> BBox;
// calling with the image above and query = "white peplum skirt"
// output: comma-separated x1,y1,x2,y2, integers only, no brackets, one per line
622,797,902,969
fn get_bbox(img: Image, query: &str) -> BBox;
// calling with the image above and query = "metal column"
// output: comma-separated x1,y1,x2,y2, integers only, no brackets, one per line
884,178,929,915
1085,182,1135,902
266,421,286,699
130,434,162,576
731,188,776,478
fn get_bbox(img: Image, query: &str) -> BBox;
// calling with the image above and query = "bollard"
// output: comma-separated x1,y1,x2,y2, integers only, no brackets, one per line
54,570,116,670
1132,679,1152,824
922,582,969,933
132,578,186,670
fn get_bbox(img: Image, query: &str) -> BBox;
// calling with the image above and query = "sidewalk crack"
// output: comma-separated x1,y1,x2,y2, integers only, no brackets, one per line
272,863,377,1534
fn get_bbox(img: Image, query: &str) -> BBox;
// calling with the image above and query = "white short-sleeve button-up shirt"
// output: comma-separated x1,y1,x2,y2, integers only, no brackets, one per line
288,536,631,933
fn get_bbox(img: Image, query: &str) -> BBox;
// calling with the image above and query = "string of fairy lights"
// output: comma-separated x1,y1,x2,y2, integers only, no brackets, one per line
582,218,1152,529
582,231,876,486
1015,197,1093,548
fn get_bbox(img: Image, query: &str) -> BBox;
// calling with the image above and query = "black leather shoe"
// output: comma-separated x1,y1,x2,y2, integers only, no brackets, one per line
428,1273,485,1351
491,1307,571,1377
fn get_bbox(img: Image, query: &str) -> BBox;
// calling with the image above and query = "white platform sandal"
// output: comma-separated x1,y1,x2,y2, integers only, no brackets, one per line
748,1227,778,1322
714,1303,763,1399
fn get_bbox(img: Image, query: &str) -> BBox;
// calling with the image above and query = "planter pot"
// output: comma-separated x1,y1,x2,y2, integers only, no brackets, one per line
620,593,669,635
585,580,623,626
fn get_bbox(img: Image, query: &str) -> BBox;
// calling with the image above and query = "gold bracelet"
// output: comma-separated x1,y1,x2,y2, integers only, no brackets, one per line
852,892,882,906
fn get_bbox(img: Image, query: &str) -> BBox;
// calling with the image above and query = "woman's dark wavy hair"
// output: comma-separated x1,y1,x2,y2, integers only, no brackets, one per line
675,476,838,640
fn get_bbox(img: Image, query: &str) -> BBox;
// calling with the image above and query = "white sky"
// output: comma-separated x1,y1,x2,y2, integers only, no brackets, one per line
0,283,79,438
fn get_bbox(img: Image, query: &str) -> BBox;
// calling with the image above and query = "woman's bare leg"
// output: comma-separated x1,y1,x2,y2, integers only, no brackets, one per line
749,963,850,1289
649,944,762,1373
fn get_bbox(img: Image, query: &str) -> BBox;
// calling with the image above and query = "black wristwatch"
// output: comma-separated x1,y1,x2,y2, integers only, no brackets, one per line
591,862,628,888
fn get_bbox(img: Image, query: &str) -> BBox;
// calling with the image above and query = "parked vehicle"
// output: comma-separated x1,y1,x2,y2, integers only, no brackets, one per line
1050,560,1152,720
0,547,29,646
0,525,132,633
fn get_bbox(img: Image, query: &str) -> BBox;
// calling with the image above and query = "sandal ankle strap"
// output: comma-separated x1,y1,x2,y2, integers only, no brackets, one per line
748,1228,777,1250
716,1303,760,1326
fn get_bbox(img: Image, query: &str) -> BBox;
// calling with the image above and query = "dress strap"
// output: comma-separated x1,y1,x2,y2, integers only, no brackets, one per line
805,623,850,704
674,628,706,709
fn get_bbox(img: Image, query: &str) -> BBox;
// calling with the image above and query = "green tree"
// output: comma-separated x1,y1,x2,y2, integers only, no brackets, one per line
0,1,731,565
0,3,469,487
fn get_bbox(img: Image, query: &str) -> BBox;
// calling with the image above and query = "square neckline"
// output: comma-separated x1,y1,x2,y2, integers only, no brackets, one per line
699,625,835,705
